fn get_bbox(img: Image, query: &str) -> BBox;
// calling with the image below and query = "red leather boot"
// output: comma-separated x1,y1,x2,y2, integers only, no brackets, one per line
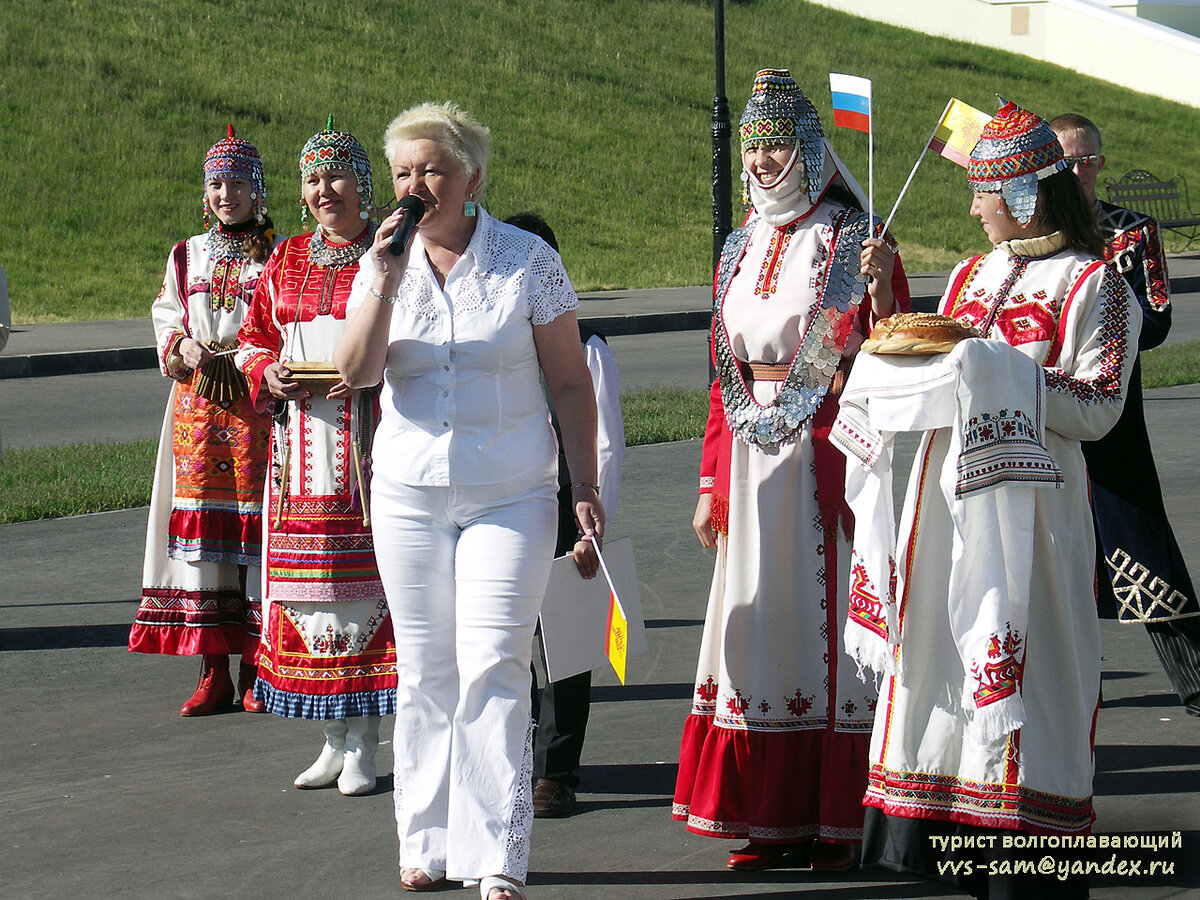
238,661,266,713
179,655,234,716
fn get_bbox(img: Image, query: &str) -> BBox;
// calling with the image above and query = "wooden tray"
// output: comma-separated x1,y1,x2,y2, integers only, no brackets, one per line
285,360,341,391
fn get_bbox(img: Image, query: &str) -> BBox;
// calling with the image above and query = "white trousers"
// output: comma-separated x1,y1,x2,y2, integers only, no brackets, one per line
370,470,557,883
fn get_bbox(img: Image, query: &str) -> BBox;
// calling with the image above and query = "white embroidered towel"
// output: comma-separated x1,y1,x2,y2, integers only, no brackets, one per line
833,351,958,678
943,339,1061,745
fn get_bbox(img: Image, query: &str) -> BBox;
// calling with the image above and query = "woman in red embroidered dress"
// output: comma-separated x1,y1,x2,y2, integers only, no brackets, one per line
672,69,910,872
237,120,396,796
130,126,280,716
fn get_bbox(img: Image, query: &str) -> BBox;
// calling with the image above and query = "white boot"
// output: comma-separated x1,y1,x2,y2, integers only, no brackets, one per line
294,719,348,789
338,715,380,796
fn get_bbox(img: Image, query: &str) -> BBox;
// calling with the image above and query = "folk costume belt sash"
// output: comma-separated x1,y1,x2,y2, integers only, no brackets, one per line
739,359,850,397
740,361,791,381
714,209,870,449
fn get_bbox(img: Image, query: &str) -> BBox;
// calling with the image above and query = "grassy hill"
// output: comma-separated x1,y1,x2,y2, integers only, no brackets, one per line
4,0,1200,322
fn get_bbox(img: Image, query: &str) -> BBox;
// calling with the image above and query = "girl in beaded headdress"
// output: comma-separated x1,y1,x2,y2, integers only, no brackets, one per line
236,117,396,796
673,68,911,872
853,99,1139,899
130,125,283,717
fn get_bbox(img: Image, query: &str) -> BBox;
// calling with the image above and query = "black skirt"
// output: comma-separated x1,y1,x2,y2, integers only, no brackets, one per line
860,808,1089,900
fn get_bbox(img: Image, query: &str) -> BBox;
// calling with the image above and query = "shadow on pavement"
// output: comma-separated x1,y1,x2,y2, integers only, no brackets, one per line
0,623,131,651
525,868,949,898
592,682,693,703
578,761,678,796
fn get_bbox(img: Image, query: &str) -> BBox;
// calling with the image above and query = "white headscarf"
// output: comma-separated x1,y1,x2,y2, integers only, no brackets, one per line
745,139,869,227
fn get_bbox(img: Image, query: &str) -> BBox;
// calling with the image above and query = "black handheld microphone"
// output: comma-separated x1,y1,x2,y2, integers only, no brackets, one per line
387,195,426,256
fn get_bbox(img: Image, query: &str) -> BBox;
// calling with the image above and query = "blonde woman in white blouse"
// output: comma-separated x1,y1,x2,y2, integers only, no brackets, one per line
335,102,602,900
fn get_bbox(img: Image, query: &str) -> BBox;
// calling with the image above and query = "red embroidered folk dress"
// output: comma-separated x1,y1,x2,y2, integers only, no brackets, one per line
130,228,276,656
672,201,910,844
863,238,1138,835
237,231,396,718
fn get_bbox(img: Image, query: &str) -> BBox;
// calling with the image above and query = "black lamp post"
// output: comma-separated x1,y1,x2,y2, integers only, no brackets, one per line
711,0,733,274
709,0,733,385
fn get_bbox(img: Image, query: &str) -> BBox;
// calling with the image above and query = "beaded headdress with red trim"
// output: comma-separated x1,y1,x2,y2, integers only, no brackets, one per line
967,97,1066,227
299,114,374,209
203,124,268,224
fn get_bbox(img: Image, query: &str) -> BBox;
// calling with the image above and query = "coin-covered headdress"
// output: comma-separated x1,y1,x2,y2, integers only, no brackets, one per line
739,68,825,202
967,97,1066,227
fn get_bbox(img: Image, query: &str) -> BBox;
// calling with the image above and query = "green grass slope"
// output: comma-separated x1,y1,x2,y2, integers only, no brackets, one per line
4,0,1199,322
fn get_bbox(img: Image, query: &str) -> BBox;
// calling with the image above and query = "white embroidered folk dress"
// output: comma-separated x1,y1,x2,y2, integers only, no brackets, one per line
131,229,277,657
858,239,1139,835
349,210,579,883
673,201,879,844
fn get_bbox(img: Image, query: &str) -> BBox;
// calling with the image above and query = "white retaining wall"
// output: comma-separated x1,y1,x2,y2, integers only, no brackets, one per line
811,0,1200,108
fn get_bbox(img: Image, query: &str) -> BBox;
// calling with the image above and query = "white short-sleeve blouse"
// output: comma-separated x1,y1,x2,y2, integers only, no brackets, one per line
348,210,580,487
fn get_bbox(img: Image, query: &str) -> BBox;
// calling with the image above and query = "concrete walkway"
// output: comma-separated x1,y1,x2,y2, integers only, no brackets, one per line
3,432,1199,898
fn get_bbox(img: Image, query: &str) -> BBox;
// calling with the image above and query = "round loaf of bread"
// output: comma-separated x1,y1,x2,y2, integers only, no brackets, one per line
861,312,980,355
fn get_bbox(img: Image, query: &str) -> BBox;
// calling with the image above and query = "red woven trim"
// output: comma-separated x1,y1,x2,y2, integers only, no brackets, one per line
1046,259,1105,367
864,763,1094,835
172,240,191,338
942,256,985,317
160,330,185,373
168,508,262,555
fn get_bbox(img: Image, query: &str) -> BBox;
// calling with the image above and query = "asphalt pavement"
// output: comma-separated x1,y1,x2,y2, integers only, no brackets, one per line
3,263,1200,898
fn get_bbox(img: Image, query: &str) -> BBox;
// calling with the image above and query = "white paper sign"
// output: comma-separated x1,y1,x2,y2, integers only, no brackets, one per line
538,536,647,682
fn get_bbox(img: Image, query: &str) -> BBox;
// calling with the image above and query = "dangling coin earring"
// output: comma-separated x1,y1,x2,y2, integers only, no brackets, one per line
300,198,309,231
357,182,369,220
464,194,477,217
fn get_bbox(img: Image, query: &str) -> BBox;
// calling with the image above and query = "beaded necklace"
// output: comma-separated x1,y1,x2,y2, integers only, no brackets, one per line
308,223,376,270
205,220,259,262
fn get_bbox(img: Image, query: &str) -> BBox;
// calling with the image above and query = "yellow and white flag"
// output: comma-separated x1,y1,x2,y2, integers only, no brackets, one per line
928,98,992,168
881,97,994,235
595,542,628,684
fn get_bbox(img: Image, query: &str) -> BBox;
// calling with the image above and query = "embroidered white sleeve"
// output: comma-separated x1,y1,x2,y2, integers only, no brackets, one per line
525,240,579,326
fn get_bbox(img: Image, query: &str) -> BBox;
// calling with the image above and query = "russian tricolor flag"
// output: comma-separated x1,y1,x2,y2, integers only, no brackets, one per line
829,73,872,134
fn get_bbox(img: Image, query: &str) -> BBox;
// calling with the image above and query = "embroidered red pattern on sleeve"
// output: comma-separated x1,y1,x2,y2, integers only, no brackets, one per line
1042,267,1130,404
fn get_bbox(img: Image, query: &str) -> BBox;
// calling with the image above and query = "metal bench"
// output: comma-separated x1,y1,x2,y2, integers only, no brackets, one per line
1105,169,1200,247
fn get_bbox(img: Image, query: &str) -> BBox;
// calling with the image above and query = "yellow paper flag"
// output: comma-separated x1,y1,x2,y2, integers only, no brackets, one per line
604,590,628,684
593,540,629,684
928,98,992,168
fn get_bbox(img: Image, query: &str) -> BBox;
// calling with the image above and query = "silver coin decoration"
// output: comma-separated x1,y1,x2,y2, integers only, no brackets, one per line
714,209,870,449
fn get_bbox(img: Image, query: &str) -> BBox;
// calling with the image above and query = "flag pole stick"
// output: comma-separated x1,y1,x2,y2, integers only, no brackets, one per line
881,98,952,236
868,88,875,236
592,540,628,620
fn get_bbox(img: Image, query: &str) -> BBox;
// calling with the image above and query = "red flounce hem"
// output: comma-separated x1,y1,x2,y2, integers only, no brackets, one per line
128,622,258,657
672,712,870,843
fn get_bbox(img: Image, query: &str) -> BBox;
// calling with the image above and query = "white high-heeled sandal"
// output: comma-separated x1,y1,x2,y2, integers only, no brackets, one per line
400,866,446,892
479,875,527,899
